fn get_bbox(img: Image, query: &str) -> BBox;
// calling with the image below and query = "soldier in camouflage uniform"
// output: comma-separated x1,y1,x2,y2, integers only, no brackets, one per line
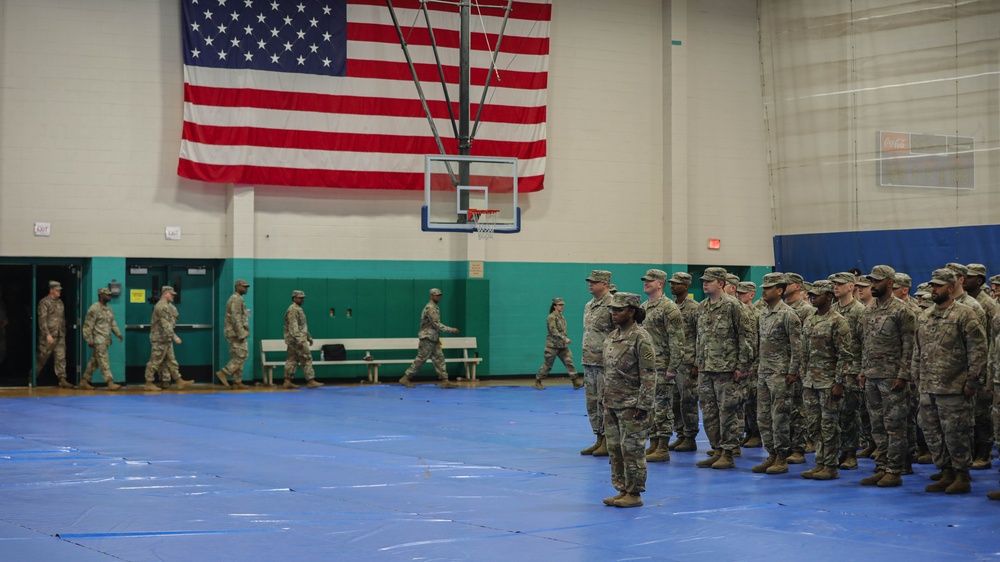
892,273,920,313
144,286,194,391
829,272,867,470
737,282,762,448
782,273,815,464
80,287,122,391
894,273,924,473
915,269,987,494
36,281,72,388
640,269,686,462
600,293,656,508
668,272,701,452
400,288,458,389
535,297,582,390
695,267,754,470
991,274,1000,300
858,265,916,488
965,264,998,470
284,290,323,389
750,273,802,475
580,270,615,457
853,275,877,458
218,279,251,389
800,281,854,481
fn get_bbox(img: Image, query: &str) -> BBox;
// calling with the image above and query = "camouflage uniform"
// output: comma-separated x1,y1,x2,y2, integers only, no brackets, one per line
946,263,990,466
222,282,251,383
970,265,998,465
784,277,815,455
36,285,67,382
145,288,183,384
860,266,916,476
640,273,686,442
536,299,579,382
755,288,802,457
583,271,615,437
81,289,122,384
284,291,316,383
801,283,854,468
696,269,755,453
670,273,701,442
739,282,761,443
603,293,657,495
404,289,457,381
913,270,987,475
830,273,867,455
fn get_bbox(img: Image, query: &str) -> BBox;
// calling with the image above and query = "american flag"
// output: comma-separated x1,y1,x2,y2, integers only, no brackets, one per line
178,0,549,191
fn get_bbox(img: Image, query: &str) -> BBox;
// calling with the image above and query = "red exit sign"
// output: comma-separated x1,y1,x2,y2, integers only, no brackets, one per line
708,238,721,250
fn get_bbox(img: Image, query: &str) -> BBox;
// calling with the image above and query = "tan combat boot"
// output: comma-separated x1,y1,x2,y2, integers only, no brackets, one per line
646,442,671,463
925,468,955,492
592,436,609,457
801,464,823,479
232,380,249,389
813,466,840,480
580,435,602,455
752,453,776,473
674,437,698,452
78,380,95,390
743,433,762,448
306,379,324,388
987,489,1000,500
398,375,414,388
143,382,162,392
613,493,643,508
697,450,722,468
215,370,231,388
570,377,584,390
945,470,971,494
533,379,545,390
876,472,902,487
667,435,683,450
175,378,195,390
860,470,886,486
786,451,806,464
765,453,789,474
106,381,121,391
603,491,626,506
646,438,660,455
283,378,299,389
712,449,736,469
839,451,858,470
58,377,74,389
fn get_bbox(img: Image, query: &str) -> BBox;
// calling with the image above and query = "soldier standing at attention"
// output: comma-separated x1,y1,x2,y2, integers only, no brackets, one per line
284,290,323,389
894,273,922,474
916,269,986,494
965,264,998,470
37,281,72,388
667,272,701,452
782,272,815,464
80,287,122,391
695,267,754,470
600,293,656,508
218,280,251,389
799,281,854,481
640,269,686,463
737,281,762,448
853,275,877,459
144,286,194,391
580,270,615,457
858,265,916,488
751,273,802,476
535,298,583,390
400,288,458,389
725,273,741,298
990,274,1000,300
829,272,867,470
892,273,920,313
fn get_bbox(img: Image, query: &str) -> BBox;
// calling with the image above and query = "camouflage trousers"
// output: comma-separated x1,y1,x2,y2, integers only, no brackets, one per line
36,336,67,379
918,393,973,471
284,341,316,381
744,372,759,437
583,364,605,436
803,387,843,467
699,371,742,451
907,383,928,455
993,390,1000,448
404,339,446,379
672,364,700,439
860,384,874,448
757,373,793,454
650,376,675,439
82,343,113,383
973,388,993,453
605,407,649,494
222,339,249,381
536,346,578,379
865,378,910,474
789,378,809,454
839,386,864,451
145,341,181,382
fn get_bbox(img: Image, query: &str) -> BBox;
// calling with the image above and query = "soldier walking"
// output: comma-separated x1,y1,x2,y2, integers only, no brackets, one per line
400,288,459,389
80,287,123,391
143,286,194,391
284,290,323,389
535,298,582,390
36,281,72,388
217,279,251,389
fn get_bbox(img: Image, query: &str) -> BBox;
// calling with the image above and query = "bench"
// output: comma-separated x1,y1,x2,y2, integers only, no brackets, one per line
259,337,483,385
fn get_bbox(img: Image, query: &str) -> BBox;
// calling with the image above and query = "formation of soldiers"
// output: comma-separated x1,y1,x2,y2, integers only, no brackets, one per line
579,263,1000,506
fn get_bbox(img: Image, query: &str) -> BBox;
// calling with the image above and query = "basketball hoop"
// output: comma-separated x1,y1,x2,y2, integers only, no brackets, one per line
467,208,500,240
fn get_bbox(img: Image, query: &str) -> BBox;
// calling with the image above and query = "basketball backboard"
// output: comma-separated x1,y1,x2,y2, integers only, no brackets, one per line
421,155,521,234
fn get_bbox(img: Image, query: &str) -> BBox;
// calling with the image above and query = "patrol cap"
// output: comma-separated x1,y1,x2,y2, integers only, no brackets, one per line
641,269,667,282
854,276,872,287
609,292,641,309
967,263,987,278
97,287,112,296
608,284,618,294
552,297,565,305
700,267,728,282
828,272,855,284
991,274,1000,285
668,272,693,285
784,272,804,285
291,290,306,298
928,269,956,286
49,280,62,290
760,273,786,288
808,280,834,295
914,283,932,299
162,286,177,295
945,263,968,277
726,273,741,286
737,281,757,294
802,281,814,293
892,273,912,288
865,265,895,281
586,270,612,283
235,279,250,287
429,288,443,296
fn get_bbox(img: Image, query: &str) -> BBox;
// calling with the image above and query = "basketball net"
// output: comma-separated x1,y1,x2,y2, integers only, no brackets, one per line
467,209,500,240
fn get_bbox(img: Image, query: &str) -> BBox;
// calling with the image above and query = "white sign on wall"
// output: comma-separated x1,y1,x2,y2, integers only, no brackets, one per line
165,226,181,241
34,222,51,237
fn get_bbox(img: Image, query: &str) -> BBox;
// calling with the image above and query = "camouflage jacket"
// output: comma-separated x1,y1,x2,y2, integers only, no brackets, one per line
82,302,121,346
582,292,614,366
860,296,916,380
801,310,854,388
675,295,700,365
786,296,815,324
224,292,250,341
417,300,453,342
832,298,865,374
641,295,686,375
284,303,311,345
545,311,570,349
37,295,65,339
695,294,754,373
975,290,999,341
149,299,179,343
913,300,987,393
602,322,657,411
756,300,802,376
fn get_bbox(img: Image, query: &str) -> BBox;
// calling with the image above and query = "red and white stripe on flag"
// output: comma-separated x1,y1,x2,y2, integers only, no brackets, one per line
178,0,549,191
